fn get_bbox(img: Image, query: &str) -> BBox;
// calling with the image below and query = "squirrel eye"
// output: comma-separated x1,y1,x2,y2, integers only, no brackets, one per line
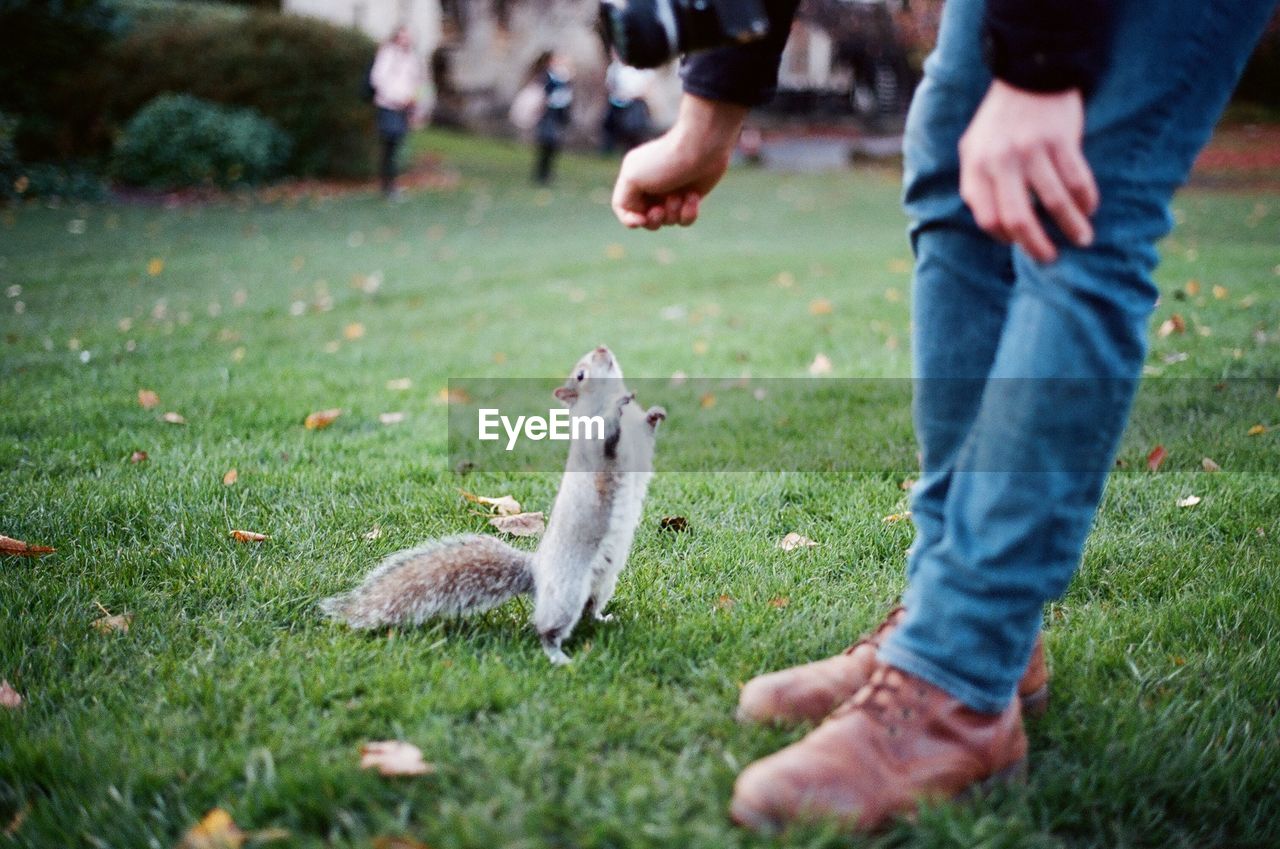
576,370,585,381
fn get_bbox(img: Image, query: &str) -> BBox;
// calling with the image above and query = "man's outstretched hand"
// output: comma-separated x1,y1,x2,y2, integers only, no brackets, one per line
959,80,1099,263
612,95,748,230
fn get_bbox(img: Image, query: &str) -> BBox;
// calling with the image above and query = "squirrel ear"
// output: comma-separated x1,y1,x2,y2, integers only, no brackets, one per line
554,386,578,406
645,406,666,429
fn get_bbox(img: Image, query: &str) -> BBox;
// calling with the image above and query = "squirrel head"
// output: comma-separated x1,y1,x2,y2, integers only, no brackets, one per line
554,345,623,406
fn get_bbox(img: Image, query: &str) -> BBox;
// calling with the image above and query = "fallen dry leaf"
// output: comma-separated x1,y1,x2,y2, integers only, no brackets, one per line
230,529,268,543
700,392,717,410
900,478,916,491
715,594,736,611
92,602,133,635
1247,423,1268,436
1212,284,1229,300
364,526,382,541
359,741,435,777
0,535,55,557
147,257,164,277
1201,457,1221,473
809,298,833,316
768,596,790,609
379,411,407,425
0,680,22,709
3,803,28,836
1146,444,1168,472
460,491,522,516
130,450,148,464
434,387,472,405
222,468,238,486
137,388,160,409
604,243,625,260
177,808,244,849
882,512,912,524
304,408,342,430
807,353,833,376
1176,495,1202,508
1185,279,1201,296
371,837,431,849
344,322,366,340
386,377,412,391
161,411,187,425
778,532,819,551
659,515,689,532
489,511,545,537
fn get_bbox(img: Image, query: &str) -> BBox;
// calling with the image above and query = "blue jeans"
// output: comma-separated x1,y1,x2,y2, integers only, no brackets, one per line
876,0,1277,713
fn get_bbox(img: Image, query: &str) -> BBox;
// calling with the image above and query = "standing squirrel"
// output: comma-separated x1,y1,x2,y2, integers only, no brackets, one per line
320,346,665,664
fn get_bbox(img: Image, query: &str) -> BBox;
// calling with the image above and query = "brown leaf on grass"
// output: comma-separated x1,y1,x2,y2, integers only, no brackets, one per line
177,808,244,849
146,257,164,277
92,601,133,635
434,387,472,405
386,377,412,391
1185,279,1201,296
714,594,736,611
700,392,717,410
130,450,149,464
1146,444,1168,472
0,535,55,557
488,511,545,537
0,680,22,709
304,408,342,430
459,491,522,516
604,243,626,260
659,515,689,532
3,803,28,836
1201,457,1221,473
1212,284,1229,300
230,530,268,543
363,525,382,541
808,298,833,316
882,512,912,524
900,478,916,491
222,468,238,487
1247,423,1268,436
778,532,819,551
359,741,436,776
768,596,790,609
162,411,187,425
137,389,160,409
1157,314,1186,338
371,837,431,849
1176,495,1202,508
343,322,366,340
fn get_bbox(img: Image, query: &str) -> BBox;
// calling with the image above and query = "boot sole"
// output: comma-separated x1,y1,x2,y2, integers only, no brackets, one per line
737,683,1051,728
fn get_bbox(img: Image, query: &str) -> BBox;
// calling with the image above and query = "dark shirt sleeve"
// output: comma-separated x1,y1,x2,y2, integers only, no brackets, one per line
982,0,1113,93
679,0,802,107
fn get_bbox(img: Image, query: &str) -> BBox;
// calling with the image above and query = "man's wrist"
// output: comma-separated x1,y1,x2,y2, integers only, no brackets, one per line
669,94,748,165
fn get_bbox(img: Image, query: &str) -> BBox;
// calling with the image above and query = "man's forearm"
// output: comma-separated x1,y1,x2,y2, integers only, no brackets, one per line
667,95,750,164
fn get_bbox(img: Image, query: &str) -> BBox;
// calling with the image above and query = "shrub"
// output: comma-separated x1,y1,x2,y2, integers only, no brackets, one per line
112,94,291,188
95,10,378,178
0,112,107,202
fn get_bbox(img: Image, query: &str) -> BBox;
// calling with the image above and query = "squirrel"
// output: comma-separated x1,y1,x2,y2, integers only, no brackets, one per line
319,345,665,665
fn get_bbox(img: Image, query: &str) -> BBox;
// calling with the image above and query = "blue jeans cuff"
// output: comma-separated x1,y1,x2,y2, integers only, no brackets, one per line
876,639,1011,715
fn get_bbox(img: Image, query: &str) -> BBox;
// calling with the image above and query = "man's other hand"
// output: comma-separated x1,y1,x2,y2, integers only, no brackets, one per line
959,80,1099,263
612,95,748,230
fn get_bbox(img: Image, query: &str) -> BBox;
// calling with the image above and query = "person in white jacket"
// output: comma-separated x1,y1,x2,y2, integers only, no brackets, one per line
369,26,423,197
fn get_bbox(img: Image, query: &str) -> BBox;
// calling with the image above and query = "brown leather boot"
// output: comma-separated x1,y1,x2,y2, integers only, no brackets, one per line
737,606,1049,726
730,664,1028,833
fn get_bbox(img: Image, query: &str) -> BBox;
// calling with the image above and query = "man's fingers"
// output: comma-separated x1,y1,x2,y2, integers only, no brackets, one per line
663,195,682,226
644,205,665,231
678,193,699,226
1051,142,1100,218
960,164,1002,240
1027,151,1093,248
993,168,1056,263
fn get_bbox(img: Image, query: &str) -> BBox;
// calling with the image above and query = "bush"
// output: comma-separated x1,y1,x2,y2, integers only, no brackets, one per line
0,112,107,202
94,11,378,178
112,94,291,188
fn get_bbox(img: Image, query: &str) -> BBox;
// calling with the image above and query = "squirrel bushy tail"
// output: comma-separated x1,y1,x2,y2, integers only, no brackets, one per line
319,534,535,629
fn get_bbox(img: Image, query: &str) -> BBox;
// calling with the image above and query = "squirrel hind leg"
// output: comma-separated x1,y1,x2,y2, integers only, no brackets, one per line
539,629,572,666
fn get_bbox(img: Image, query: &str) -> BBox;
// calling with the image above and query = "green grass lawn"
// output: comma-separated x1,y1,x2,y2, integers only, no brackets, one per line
2,130,1278,849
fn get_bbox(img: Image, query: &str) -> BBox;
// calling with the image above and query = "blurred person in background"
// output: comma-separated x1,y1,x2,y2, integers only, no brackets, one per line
600,59,655,154
533,52,575,185
370,25,423,198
